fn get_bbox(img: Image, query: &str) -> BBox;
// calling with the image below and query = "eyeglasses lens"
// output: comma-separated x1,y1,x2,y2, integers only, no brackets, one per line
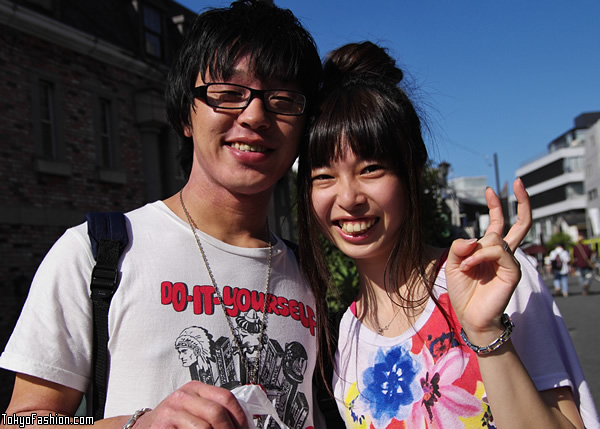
204,84,305,115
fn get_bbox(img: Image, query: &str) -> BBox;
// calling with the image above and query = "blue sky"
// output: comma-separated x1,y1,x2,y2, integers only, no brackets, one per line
177,0,600,191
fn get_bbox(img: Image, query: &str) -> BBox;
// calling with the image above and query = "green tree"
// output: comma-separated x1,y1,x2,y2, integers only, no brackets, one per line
320,236,360,312
421,162,455,248
545,232,574,252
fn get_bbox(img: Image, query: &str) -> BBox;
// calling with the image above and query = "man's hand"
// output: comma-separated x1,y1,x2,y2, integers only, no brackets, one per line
3,375,248,429
134,381,248,428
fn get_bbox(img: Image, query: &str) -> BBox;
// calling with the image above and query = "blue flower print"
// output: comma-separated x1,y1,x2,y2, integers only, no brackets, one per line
348,396,365,425
360,344,421,424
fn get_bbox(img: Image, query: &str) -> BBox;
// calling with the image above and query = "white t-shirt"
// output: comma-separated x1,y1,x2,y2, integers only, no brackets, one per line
1,202,320,428
333,250,599,428
549,246,571,275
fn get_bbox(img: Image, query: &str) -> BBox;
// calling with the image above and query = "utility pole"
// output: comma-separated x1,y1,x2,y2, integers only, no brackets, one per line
494,152,510,233
494,153,501,195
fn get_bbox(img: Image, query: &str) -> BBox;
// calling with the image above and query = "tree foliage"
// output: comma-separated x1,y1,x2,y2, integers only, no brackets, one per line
320,235,360,312
420,162,455,248
545,232,574,251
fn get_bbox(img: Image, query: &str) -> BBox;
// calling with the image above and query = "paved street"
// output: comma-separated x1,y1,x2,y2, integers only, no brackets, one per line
541,272,600,412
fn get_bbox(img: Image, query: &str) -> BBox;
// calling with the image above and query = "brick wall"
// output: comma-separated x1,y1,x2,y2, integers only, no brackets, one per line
0,22,164,408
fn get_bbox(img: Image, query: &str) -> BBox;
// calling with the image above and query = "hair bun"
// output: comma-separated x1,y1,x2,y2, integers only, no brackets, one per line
323,41,403,88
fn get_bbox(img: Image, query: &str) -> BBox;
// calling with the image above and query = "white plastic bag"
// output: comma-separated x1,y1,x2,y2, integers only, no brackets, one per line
231,384,290,429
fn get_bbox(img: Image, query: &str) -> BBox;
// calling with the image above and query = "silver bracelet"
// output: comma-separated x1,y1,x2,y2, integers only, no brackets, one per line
122,408,152,429
460,313,514,355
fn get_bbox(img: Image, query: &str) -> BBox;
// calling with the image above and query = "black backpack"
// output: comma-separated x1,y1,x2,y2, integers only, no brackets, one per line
551,254,563,271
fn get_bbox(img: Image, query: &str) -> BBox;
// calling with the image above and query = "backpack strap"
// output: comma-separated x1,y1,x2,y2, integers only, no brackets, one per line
85,212,129,420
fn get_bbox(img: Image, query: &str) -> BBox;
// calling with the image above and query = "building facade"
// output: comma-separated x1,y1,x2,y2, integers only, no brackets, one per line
446,175,489,238
584,120,600,242
0,0,195,407
510,112,600,246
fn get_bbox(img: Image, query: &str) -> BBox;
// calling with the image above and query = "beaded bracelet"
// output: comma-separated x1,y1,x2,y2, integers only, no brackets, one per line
460,313,514,355
122,408,152,429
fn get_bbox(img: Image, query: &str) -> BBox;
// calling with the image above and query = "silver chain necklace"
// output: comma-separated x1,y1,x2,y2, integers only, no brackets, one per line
179,189,271,385
377,305,402,335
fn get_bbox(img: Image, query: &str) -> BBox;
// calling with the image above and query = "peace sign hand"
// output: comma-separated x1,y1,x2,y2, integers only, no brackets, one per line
444,178,532,347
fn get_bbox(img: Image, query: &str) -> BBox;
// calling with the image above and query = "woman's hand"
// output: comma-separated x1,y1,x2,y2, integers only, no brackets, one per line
445,178,532,345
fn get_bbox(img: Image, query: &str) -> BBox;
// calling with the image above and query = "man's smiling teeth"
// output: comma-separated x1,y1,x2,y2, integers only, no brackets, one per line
231,142,266,152
339,219,375,234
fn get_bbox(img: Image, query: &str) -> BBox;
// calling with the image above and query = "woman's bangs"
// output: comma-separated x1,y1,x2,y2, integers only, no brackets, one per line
343,89,395,163
308,106,346,168
311,89,392,168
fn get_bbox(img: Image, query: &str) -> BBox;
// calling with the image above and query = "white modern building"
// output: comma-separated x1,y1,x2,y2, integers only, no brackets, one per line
446,176,489,238
510,112,600,245
584,120,600,239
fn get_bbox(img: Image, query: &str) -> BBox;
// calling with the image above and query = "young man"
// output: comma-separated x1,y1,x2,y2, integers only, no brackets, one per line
0,1,322,428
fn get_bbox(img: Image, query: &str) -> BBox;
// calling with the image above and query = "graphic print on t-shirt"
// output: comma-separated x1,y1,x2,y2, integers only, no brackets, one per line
336,293,494,429
164,281,315,429
161,281,317,335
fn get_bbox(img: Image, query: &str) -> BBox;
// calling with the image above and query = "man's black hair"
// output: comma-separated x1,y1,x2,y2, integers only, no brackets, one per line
166,0,322,177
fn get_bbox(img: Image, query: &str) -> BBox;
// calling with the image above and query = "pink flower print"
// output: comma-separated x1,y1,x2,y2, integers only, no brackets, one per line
407,346,482,428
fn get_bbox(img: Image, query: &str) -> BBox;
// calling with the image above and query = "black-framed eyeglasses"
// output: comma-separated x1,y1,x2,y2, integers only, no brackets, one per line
192,83,306,116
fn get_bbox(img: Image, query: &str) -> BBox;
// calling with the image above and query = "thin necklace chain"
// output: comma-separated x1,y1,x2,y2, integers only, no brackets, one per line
372,268,434,335
179,189,271,384
377,304,402,335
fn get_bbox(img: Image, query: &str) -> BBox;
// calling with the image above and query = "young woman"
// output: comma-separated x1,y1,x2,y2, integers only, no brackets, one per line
298,41,598,428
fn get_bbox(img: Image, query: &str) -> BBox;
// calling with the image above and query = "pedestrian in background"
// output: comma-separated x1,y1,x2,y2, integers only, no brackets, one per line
550,243,571,297
573,234,593,295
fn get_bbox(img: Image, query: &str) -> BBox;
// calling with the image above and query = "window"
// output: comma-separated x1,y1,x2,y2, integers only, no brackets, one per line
99,98,115,168
93,95,125,183
143,4,162,58
31,73,69,176
39,79,57,159
566,183,584,199
529,186,566,209
563,156,584,173
520,158,563,188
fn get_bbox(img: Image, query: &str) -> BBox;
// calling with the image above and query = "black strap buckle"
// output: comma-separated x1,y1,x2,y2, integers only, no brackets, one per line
90,265,119,299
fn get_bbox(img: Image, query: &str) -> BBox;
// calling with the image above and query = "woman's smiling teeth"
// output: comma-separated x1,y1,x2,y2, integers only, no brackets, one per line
231,142,266,152
339,218,376,235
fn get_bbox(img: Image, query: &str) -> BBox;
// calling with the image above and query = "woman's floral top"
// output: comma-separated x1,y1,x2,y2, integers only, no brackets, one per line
333,293,496,429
